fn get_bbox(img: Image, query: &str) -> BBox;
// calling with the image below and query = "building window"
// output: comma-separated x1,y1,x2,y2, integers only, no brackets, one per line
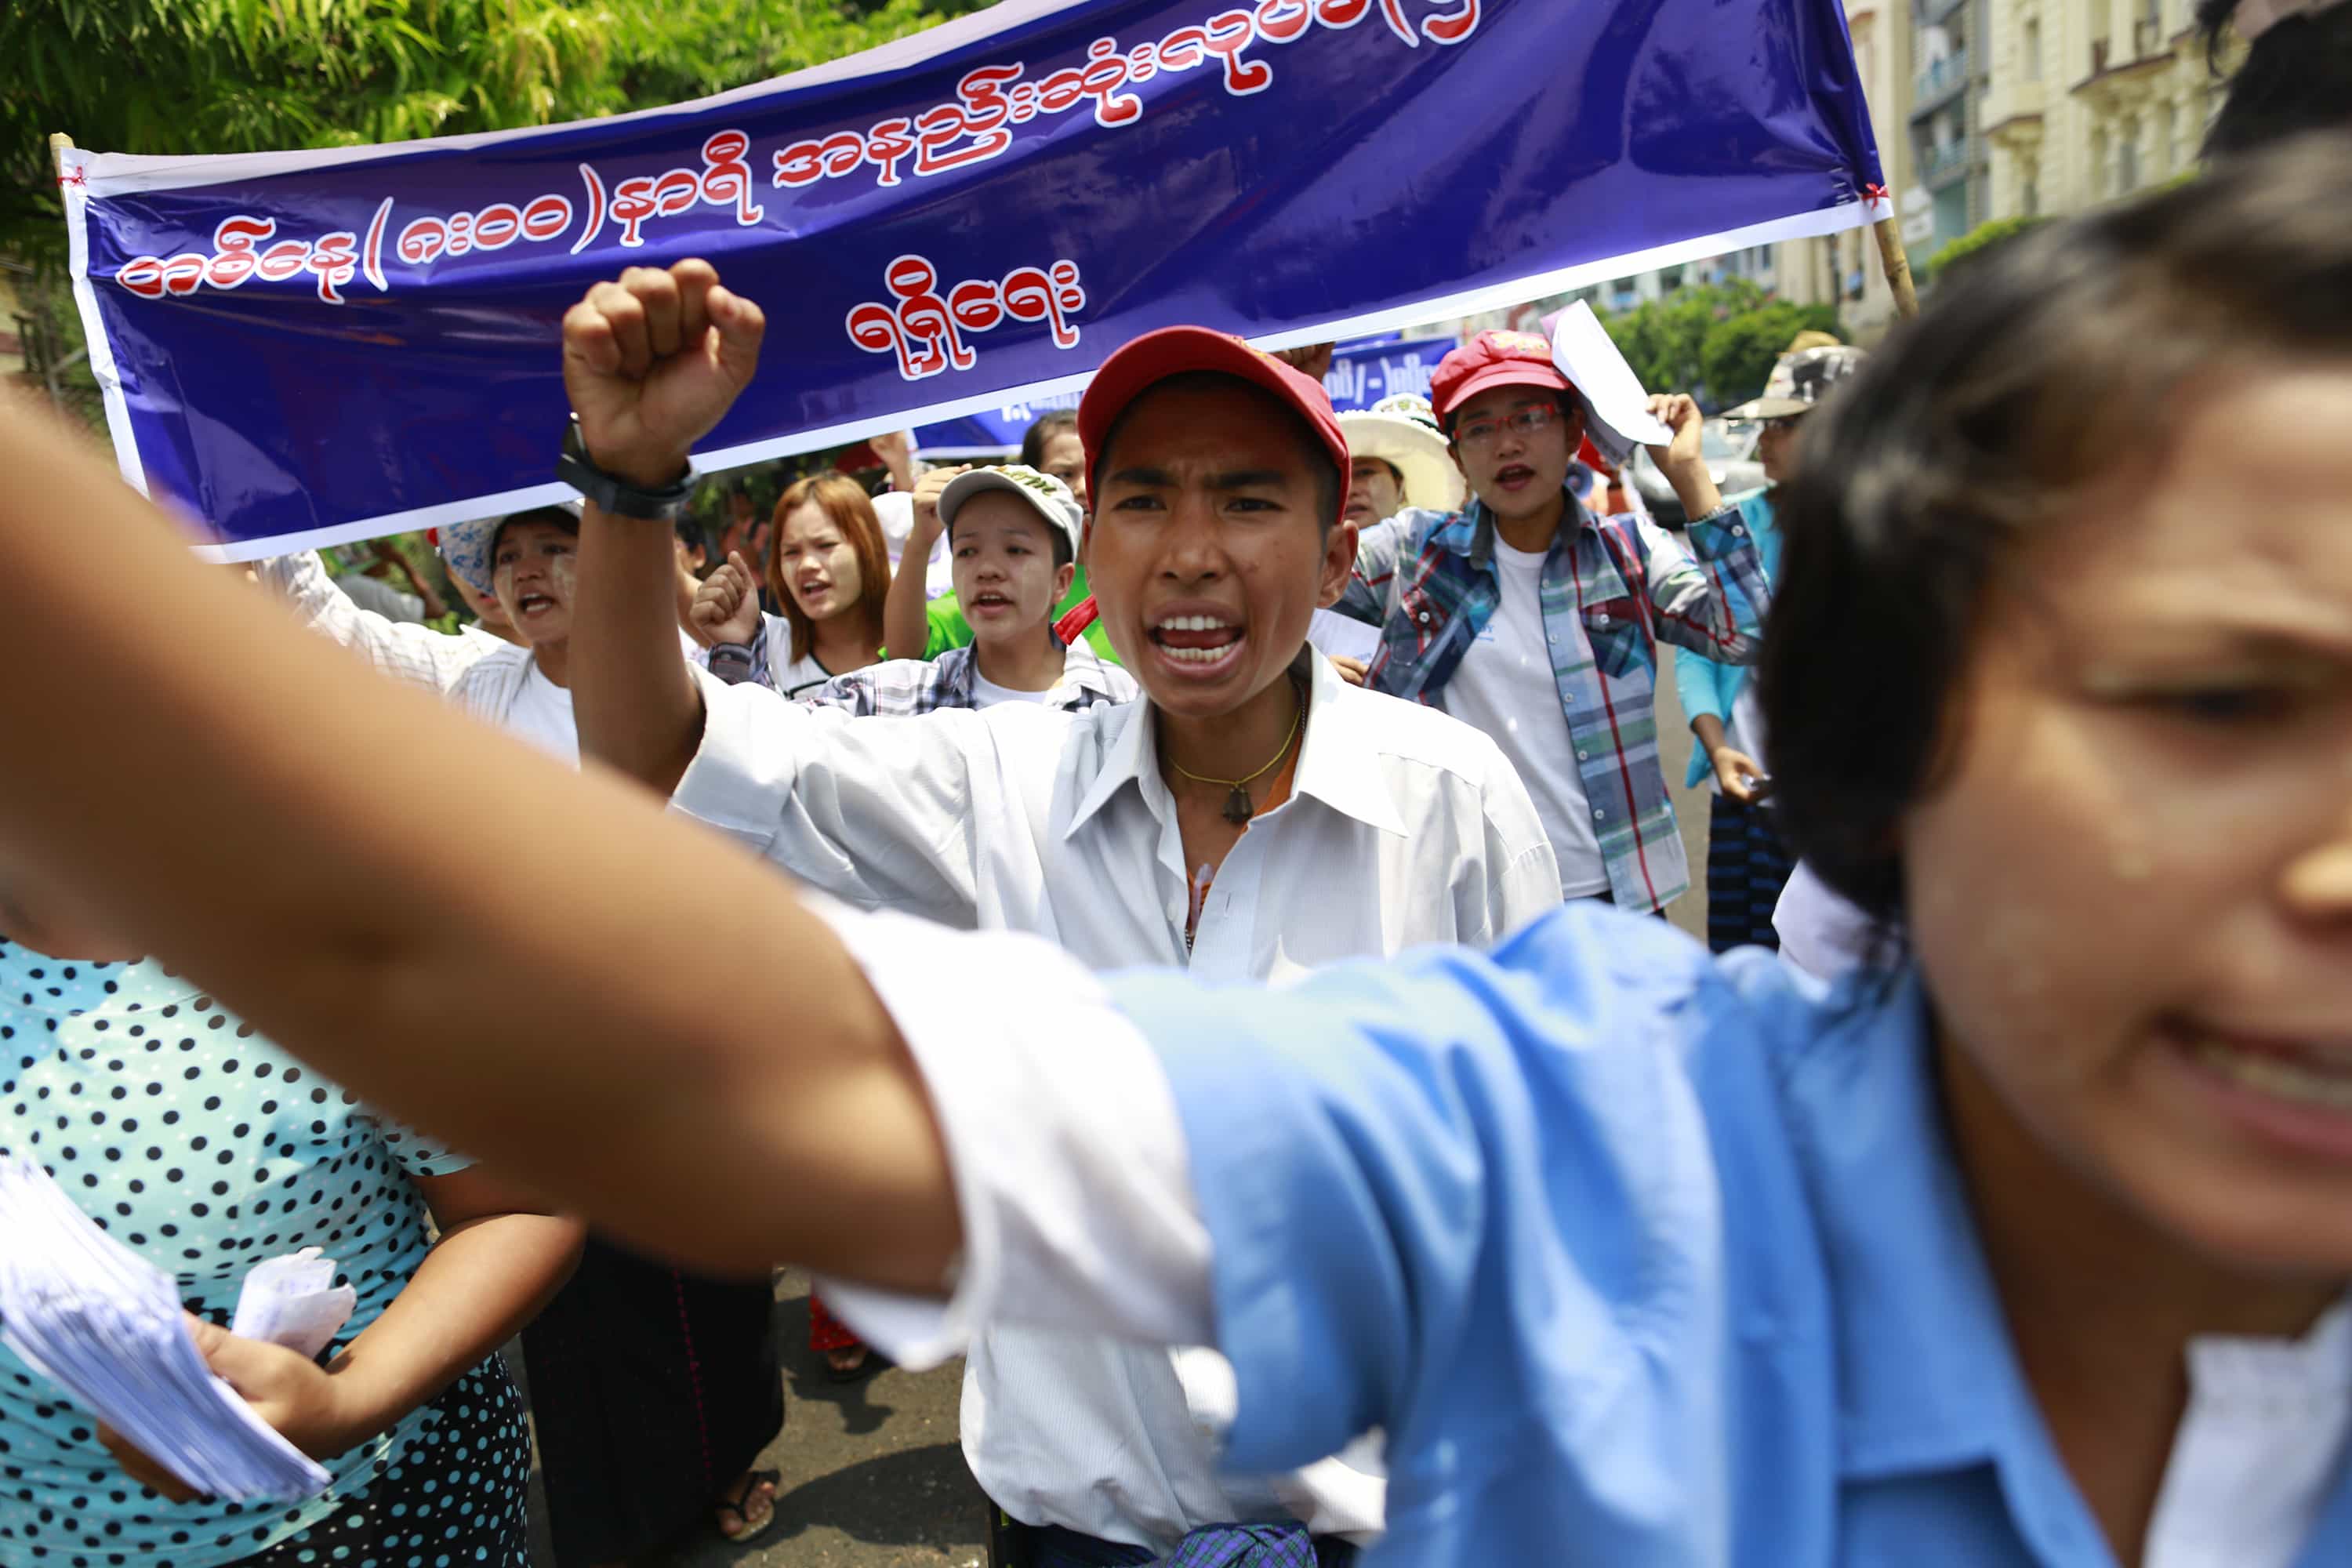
2022,178,2040,216
2118,120,2140,192
2023,15,2041,79
2159,101,2180,175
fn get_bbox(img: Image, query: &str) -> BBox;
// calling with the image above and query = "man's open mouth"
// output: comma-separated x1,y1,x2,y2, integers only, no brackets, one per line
1150,613,1245,668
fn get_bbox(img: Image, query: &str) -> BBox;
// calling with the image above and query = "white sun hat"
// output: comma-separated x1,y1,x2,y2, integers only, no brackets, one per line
1336,409,1463,513
436,499,583,596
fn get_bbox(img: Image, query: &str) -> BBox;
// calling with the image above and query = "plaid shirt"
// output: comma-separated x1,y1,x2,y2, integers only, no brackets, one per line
1335,491,1769,912
801,641,1137,716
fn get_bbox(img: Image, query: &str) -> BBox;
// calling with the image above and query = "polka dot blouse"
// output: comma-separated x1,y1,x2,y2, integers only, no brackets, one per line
0,942,478,1567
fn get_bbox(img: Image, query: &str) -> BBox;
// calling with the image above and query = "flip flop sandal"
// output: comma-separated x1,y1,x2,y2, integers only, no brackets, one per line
713,1468,781,1544
824,1348,891,1384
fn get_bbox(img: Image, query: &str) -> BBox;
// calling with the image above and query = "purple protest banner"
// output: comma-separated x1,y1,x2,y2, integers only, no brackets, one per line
55,0,1887,559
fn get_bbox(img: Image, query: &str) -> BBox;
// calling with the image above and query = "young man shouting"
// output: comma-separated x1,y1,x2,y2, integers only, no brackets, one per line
560,262,1559,1566
1334,331,1770,913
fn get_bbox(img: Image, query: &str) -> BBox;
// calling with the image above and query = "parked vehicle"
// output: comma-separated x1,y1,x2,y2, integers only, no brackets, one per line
1628,419,1766,527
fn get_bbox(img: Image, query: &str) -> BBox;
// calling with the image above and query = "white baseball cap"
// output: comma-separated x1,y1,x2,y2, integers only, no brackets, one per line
938,465,1084,556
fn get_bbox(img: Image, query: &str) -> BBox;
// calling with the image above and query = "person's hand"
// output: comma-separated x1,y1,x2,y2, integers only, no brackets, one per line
1328,654,1370,688
1644,393,1706,475
909,464,968,550
1710,746,1771,805
561,260,765,490
100,1316,359,1501
1272,343,1336,382
691,552,764,647
869,429,920,492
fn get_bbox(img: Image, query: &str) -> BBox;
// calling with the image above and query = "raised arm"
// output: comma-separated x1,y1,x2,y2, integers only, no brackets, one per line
883,465,960,659
0,380,955,1290
256,548,495,694
564,261,766,795
1639,486,1774,666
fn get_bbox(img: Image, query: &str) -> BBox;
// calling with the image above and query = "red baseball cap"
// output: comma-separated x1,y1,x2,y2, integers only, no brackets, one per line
1432,330,1576,425
1077,327,1352,525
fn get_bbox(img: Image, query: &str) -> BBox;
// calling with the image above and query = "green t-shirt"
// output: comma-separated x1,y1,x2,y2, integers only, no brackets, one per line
924,564,1122,663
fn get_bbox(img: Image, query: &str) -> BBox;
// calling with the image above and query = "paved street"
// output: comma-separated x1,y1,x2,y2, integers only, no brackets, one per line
528,684,1715,1568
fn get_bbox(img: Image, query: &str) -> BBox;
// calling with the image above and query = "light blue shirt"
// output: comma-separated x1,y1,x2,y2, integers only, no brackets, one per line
1672,486,1782,788
1109,904,2352,1566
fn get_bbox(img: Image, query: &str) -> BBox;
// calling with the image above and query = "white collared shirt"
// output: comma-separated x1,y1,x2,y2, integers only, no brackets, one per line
673,651,1559,1552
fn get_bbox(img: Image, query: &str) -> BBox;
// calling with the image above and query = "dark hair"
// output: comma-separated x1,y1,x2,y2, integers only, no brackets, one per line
1020,409,1080,470
488,505,579,564
2198,0,2352,158
1091,372,1342,532
768,474,891,666
1761,132,2352,931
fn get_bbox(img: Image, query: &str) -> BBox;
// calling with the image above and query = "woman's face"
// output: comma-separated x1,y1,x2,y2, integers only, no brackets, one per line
775,502,863,624
489,520,577,648
949,495,1073,646
1905,368,2352,1276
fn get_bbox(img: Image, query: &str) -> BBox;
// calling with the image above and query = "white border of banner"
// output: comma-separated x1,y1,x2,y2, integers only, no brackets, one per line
53,0,1892,561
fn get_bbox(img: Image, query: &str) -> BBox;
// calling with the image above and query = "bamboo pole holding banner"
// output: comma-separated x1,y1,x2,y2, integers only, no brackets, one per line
1872,214,1921,320
49,131,74,184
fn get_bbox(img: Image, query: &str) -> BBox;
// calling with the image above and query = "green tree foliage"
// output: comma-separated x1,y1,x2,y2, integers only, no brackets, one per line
1595,280,1840,410
2,0,990,268
1919,214,2053,289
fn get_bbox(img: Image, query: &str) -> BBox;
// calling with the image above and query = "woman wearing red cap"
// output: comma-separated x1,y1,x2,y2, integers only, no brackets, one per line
1327,327,1768,917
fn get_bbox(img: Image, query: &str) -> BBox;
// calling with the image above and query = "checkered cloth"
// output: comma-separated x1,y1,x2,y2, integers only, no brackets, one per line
800,641,1137,715
1337,491,1770,913
1163,1525,1325,1566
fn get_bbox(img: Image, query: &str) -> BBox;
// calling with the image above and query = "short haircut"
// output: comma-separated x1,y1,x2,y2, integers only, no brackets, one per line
488,505,579,566
1091,372,1342,534
1019,409,1080,470
2198,0,2352,158
1760,132,2352,936
769,474,891,666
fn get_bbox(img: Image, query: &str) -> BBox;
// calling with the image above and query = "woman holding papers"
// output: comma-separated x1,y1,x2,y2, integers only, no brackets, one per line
0,932,579,1568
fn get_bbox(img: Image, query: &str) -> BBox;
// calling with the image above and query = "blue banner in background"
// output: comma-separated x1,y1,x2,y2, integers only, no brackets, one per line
58,0,1887,558
915,332,1454,453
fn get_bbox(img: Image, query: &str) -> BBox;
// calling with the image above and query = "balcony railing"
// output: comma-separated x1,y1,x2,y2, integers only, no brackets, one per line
1918,136,1977,187
1914,48,1971,109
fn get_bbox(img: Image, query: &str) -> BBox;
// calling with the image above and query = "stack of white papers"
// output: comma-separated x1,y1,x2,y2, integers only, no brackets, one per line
0,1153,333,1501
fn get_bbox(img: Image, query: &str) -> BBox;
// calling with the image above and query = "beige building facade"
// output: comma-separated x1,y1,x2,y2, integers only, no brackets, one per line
1979,0,2233,221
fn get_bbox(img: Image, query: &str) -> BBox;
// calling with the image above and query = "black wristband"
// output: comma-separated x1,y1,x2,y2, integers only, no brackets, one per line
557,415,696,522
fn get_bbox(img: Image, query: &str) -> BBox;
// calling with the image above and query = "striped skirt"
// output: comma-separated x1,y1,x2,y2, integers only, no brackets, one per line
1704,793,1797,955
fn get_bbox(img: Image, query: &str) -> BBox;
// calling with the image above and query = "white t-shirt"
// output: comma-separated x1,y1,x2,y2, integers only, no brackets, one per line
1439,541,1606,898
502,661,579,767
971,671,1054,706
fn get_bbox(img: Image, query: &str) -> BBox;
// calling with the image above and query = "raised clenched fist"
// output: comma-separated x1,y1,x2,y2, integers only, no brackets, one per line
561,260,767,491
691,551,764,647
